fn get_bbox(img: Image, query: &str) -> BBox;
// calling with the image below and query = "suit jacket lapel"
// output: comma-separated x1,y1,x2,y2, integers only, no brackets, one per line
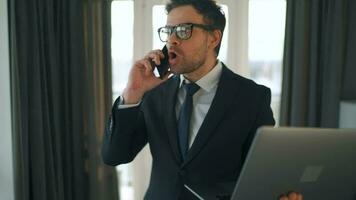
163,75,182,164
182,65,242,166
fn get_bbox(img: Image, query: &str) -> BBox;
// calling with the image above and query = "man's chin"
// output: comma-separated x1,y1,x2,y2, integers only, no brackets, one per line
169,65,182,74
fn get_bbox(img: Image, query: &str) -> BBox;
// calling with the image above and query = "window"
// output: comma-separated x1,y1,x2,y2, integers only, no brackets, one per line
248,0,286,124
111,0,134,100
111,2,134,200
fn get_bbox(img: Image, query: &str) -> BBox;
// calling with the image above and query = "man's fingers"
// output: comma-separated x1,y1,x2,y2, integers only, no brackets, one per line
278,191,303,200
296,193,303,200
288,191,303,200
145,49,165,65
136,59,154,76
278,194,288,200
287,192,299,200
152,49,165,59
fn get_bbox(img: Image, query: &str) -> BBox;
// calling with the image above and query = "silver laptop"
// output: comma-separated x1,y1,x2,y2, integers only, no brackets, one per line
231,126,356,200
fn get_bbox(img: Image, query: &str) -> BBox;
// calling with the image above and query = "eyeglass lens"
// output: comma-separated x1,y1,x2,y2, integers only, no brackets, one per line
158,24,192,42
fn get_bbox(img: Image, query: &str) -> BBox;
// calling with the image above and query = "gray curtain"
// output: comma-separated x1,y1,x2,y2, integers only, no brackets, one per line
280,0,356,127
9,0,118,199
341,0,356,101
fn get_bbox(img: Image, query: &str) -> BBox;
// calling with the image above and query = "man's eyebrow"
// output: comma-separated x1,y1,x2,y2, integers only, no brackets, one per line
165,22,194,26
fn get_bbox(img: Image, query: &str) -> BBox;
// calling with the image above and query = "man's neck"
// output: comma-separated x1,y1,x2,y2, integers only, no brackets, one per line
183,57,218,82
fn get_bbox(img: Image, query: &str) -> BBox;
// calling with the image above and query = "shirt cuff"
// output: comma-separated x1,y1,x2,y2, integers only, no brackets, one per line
117,96,140,109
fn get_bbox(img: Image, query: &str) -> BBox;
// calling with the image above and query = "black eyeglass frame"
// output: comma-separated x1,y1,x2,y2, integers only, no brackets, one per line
157,23,216,42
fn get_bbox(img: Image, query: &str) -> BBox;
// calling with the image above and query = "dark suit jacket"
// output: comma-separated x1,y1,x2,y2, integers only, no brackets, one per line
102,64,275,200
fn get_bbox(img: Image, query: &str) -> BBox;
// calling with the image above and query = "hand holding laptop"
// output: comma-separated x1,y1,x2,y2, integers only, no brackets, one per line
230,127,356,200
278,191,303,200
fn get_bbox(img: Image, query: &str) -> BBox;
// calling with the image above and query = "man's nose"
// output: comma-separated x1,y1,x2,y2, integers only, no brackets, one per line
167,32,180,46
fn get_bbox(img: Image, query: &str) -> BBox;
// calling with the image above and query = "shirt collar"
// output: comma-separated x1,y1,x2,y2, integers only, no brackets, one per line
179,60,223,92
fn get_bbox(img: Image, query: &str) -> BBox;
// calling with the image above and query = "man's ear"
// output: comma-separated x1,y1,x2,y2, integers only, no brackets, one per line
208,29,222,50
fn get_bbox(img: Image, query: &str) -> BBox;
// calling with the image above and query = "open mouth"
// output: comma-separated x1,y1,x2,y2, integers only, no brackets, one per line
168,48,181,66
169,52,177,60
168,51,179,65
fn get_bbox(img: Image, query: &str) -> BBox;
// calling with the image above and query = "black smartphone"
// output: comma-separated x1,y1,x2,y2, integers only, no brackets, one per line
155,45,170,79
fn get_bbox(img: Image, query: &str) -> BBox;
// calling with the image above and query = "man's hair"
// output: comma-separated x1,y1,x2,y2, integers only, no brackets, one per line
165,0,226,55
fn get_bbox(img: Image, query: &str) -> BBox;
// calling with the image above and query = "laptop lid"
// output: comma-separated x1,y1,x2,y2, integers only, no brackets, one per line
231,126,356,200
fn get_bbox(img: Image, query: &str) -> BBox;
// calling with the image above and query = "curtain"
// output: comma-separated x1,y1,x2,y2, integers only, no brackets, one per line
341,0,356,100
9,0,118,199
280,0,356,127
82,0,119,199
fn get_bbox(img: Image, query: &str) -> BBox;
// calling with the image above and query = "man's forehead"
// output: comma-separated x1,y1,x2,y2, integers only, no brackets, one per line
166,5,204,26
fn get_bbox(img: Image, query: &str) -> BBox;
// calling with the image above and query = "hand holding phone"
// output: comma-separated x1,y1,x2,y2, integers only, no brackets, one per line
123,46,171,104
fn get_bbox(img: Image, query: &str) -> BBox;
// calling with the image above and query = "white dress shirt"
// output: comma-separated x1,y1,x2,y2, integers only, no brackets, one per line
176,61,222,148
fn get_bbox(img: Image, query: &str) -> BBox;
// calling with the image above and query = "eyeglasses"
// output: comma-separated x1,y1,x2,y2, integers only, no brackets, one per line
157,23,215,42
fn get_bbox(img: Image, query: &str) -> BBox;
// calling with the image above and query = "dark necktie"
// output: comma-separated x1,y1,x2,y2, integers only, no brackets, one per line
178,81,200,159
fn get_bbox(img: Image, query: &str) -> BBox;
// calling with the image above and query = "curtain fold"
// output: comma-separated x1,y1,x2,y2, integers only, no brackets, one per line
9,0,118,199
341,0,356,100
280,0,355,127
82,0,119,199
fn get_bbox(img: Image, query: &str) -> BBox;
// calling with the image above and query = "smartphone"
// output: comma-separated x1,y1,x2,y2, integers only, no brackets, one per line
155,45,170,79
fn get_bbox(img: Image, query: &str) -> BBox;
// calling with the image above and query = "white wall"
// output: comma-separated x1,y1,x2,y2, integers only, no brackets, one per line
0,0,15,199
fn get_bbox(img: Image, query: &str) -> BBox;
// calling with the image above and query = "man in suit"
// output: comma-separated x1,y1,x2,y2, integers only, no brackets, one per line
102,0,276,199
